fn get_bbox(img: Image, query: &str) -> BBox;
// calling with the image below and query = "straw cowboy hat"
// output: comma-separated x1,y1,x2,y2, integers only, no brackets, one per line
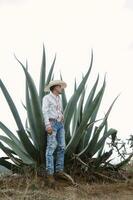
44,80,67,92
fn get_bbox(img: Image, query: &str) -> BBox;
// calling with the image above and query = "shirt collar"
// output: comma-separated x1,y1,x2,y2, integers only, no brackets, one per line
50,92,59,99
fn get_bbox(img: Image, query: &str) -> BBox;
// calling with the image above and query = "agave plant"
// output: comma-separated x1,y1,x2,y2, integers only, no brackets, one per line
0,45,55,172
0,45,129,174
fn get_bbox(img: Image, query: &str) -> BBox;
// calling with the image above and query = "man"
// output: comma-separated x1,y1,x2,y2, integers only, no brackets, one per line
42,80,67,186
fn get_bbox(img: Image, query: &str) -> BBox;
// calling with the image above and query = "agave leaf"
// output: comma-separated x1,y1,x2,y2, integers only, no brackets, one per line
46,54,56,86
14,56,45,157
60,73,67,111
0,135,34,165
65,79,104,157
0,79,24,131
39,44,46,104
21,100,27,111
83,74,99,114
4,147,17,155
64,50,93,139
94,149,113,168
0,122,27,153
92,129,117,157
78,86,86,124
25,77,39,149
98,121,108,157
72,78,78,135
0,79,38,161
0,141,22,166
83,74,103,148
74,87,86,151
78,96,119,157
80,74,101,150
0,157,20,172
42,55,56,98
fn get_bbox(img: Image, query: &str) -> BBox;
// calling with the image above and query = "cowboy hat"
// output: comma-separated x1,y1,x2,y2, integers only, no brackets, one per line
44,80,67,92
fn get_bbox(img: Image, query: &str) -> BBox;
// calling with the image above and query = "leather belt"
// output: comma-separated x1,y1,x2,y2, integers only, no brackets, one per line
49,118,58,122
49,118,62,122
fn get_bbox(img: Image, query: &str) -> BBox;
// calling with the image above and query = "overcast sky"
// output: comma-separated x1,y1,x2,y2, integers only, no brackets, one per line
0,0,133,145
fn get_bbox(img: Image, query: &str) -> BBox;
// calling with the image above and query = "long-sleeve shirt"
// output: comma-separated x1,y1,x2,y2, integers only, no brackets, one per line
42,92,63,128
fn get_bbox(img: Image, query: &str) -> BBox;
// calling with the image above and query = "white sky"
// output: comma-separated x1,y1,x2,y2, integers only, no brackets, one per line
0,0,133,146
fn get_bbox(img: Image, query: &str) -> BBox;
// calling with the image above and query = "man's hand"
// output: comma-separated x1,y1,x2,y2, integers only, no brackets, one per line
46,126,53,134
61,116,64,122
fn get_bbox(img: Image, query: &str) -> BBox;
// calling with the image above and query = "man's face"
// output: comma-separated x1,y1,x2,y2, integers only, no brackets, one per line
55,85,62,94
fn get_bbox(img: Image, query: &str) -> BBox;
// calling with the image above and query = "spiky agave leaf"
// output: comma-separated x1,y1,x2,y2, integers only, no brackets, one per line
64,50,93,143
14,56,45,163
0,141,23,166
92,128,117,157
97,121,108,157
73,86,86,152
25,69,39,149
0,136,34,165
81,74,101,149
65,78,105,157
78,96,119,158
0,122,27,153
60,72,67,111
0,157,20,173
0,79,38,161
39,44,46,104
45,54,56,85
94,149,113,168
72,78,77,134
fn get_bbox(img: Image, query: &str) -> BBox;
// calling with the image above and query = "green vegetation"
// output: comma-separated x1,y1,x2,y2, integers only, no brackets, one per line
0,45,132,176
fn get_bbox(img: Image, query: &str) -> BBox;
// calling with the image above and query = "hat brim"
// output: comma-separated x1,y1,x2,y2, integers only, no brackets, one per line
44,81,67,92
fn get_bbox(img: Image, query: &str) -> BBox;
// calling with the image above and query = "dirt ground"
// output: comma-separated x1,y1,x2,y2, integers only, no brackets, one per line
0,174,133,200
0,175,133,200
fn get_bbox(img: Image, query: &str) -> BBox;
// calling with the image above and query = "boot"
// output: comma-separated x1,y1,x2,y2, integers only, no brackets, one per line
46,174,56,188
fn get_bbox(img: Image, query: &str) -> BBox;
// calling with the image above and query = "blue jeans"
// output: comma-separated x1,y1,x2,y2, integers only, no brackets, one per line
45,121,66,175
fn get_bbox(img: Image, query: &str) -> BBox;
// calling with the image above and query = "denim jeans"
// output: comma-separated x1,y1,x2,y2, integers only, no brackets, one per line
45,120,66,175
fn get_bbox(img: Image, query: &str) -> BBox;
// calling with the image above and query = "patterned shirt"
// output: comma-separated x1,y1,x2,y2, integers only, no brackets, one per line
42,92,63,128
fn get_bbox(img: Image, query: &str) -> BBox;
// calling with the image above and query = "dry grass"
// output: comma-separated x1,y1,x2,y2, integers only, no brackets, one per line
0,172,133,200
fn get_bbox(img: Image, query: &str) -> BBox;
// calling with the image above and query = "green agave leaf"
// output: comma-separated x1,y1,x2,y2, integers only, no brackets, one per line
0,157,20,172
78,126,99,157
78,86,86,124
80,74,101,150
78,96,119,157
0,141,22,166
0,79,38,161
83,74,99,114
65,78,104,157
93,128,117,157
4,147,16,155
74,87,86,152
14,56,45,156
97,121,108,157
94,149,113,168
83,74,103,147
60,73,67,111
0,122,27,153
0,79,24,131
21,100,27,111
39,44,46,104
0,135,34,165
25,76,39,149
72,78,77,134
46,54,56,86
64,50,93,140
